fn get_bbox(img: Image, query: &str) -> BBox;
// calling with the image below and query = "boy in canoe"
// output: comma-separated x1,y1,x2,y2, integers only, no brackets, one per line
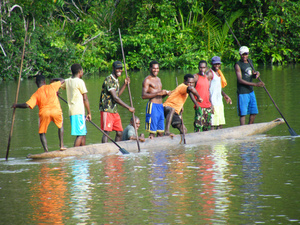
163,74,203,135
193,60,213,132
60,63,91,147
12,74,66,152
99,61,135,143
235,46,264,125
207,56,232,130
142,60,171,139
122,116,145,142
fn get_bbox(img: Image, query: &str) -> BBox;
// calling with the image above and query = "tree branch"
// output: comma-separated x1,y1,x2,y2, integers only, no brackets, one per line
0,42,7,56
82,32,103,45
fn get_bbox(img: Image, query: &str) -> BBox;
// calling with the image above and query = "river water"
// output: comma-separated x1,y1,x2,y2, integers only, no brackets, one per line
1,65,300,224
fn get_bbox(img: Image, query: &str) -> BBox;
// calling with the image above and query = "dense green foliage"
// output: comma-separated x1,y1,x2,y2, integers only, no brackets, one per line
0,0,299,80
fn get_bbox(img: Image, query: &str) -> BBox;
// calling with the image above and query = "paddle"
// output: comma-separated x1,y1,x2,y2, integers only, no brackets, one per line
6,22,28,160
176,77,186,144
58,95,130,154
225,20,298,136
118,28,141,152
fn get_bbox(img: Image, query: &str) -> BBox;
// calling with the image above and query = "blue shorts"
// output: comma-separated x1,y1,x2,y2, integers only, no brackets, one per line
70,114,87,136
237,91,259,116
145,102,164,134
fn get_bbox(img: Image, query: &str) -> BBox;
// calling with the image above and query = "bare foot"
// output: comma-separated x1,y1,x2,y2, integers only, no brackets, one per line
60,147,67,151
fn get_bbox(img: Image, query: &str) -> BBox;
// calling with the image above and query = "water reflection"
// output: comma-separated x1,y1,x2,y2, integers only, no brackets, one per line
239,143,262,223
211,144,231,222
70,159,92,223
150,150,169,224
169,153,190,224
103,155,126,224
196,148,216,222
30,164,68,224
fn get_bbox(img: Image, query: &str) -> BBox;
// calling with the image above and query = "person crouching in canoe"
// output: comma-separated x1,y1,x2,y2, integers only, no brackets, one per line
122,116,145,142
12,74,66,152
163,74,203,136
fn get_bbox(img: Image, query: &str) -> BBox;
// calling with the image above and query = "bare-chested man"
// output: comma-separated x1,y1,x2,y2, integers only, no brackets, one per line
142,60,170,138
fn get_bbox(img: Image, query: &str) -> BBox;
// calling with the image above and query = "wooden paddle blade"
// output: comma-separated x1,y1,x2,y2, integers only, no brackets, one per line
289,128,298,136
120,148,130,154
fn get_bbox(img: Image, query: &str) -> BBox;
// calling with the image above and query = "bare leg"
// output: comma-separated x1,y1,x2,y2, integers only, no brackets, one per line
165,107,175,135
102,131,110,143
115,131,123,142
149,133,155,139
157,132,164,137
174,123,187,134
240,116,246,125
39,133,48,152
74,136,86,146
249,114,256,124
58,127,66,150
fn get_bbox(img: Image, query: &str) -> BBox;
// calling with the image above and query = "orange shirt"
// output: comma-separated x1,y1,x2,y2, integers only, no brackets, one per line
163,83,188,114
26,81,62,116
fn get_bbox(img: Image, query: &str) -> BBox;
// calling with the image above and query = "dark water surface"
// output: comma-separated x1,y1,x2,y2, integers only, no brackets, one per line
1,65,300,224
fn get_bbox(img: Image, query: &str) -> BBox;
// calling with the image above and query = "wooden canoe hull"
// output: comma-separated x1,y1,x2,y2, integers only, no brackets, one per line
27,118,285,159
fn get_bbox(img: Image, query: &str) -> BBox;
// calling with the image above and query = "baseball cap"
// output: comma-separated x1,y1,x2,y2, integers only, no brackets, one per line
239,46,249,55
211,56,222,65
112,61,123,69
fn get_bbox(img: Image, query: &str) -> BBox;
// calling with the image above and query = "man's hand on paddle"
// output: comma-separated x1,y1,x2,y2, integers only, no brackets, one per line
128,107,135,113
253,71,260,79
255,81,265,87
86,113,91,121
124,77,130,86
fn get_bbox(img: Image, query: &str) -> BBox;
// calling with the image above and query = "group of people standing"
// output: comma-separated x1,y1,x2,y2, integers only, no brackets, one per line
12,46,264,152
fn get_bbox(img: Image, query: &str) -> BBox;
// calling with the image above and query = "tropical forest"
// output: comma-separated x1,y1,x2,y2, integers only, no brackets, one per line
0,0,299,80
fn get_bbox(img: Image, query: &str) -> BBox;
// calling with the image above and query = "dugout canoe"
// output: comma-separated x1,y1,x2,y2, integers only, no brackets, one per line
27,118,285,159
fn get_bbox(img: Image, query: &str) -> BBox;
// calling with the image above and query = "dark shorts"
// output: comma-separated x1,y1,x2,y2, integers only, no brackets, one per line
164,106,182,128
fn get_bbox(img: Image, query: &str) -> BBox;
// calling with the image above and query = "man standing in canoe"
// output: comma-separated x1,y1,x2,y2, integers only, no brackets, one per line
235,46,264,125
207,56,232,130
99,61,135,143
142,60,170,139
193,60,213,132
163,74,203,135
12,74,66,152
60,63,91,147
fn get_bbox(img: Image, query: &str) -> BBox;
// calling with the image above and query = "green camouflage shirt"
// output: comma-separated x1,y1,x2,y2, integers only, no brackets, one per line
99,74,119,113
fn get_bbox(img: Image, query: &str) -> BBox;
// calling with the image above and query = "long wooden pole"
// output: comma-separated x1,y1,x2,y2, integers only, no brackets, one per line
225,20,298,136
6,22,28,160
57,95,129,154
118,28,141,152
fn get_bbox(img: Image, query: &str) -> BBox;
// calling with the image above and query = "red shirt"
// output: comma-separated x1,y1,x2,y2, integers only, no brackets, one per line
194,74,211,108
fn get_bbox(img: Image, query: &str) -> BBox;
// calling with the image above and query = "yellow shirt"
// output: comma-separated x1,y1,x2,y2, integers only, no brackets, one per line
61,77,88,116
163,83,188,114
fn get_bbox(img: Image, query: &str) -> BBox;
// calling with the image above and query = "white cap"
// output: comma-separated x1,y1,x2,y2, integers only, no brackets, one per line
239,46,249,55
